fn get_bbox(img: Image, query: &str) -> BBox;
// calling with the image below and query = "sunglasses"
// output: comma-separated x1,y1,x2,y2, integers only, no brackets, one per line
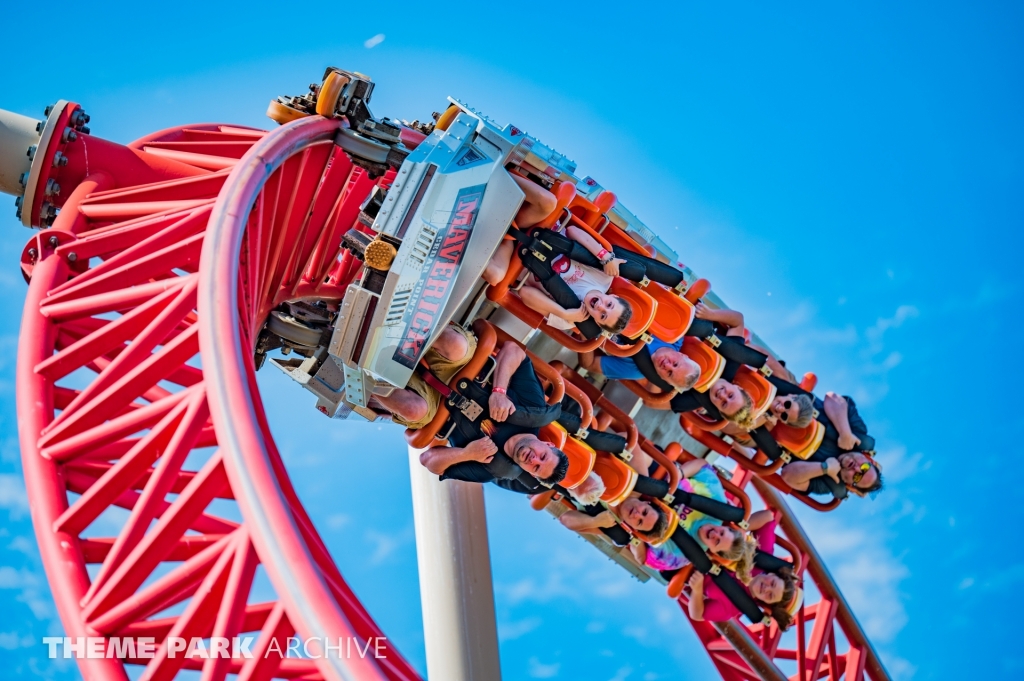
851,462,872,487
777,400,793,422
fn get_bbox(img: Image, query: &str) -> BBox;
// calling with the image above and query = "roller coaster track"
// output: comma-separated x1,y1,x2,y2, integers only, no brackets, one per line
11,103,890,680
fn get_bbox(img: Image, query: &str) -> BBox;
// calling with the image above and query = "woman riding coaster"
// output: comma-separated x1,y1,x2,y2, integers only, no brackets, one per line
483,174,634,334
558,448,755,576
686,509,802,630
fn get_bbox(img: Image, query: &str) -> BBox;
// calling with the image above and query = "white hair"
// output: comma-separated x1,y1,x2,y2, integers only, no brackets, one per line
568,472,606,507
663,354,702,391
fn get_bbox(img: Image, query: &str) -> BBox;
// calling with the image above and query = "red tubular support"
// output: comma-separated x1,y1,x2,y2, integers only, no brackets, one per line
561,379,595,433
621,378,676,409
680,410,728,433
680,417,786,477
638,437,681,495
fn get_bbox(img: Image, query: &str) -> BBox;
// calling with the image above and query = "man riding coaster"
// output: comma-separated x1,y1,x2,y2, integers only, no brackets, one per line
558,448,753,576
415,333,571,493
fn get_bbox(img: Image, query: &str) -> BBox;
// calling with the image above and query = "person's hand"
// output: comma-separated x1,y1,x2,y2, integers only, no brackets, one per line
593,510,618,528
563,304,589,323
837,432,861,451
688,571,704,590
602,257,627,277
694,301,714,320
824,457,841,483
488,391,516,422
824,392,846,410
465,437,497,464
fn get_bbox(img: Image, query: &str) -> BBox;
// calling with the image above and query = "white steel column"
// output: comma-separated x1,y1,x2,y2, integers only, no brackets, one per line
408,446,502,681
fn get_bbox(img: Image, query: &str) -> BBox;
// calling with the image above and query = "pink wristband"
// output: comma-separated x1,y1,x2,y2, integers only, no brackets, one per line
492,387,507,395
597,248,610,260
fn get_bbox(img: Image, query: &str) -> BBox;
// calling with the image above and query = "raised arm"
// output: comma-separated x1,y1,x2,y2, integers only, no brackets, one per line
566,224,608,260
780,459,839,492
680,457,709,479
566,225,625,276
687,571,706,621
558,508,617,533
419,437,497,476
578,350,599,373
695,302,745,337
489,341,527,421
824,393,861,451
520,285,587,323
746,509,775,532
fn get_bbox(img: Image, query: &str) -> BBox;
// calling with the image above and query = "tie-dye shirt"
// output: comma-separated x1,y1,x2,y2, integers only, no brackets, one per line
642,465,726,571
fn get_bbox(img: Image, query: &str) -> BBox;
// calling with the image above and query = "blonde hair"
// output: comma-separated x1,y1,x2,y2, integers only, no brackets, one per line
723,389,756,430
717,532,758,584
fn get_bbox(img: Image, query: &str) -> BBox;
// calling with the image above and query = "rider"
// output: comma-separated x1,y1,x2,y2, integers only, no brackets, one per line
418,339,569,493
686,509,802,630
483,176,633,335
578,338,702,393
372,324,478,430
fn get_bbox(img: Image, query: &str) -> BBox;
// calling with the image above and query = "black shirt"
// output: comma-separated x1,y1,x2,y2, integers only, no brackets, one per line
440,359,555,487
795,395,873,497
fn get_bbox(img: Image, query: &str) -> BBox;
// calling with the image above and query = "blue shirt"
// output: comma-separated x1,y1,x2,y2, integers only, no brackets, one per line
597,338,683,381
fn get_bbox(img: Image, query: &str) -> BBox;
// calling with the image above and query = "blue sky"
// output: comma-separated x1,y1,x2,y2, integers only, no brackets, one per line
1,2,1023,679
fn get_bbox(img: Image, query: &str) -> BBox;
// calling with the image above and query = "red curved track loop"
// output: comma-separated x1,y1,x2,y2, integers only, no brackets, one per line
17,118,419,681
683,470,888,681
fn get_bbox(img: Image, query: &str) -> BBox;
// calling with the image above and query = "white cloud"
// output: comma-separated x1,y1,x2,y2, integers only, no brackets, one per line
0,474,29,517
0,631,34,650
364,34,386,49
326,513,350,530
499,617,542,642
528,656,560,678
0,567,40,589
796,511,909,644
621,625,648,644
866,305,919,350
608,666,633,681
365,529,403,565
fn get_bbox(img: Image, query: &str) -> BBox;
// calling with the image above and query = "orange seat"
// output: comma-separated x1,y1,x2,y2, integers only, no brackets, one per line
799,372,818,392
731,366,777,421
569,189,617,227
681,337,727,393
607,277,657,340
771,420,826,461
600,219,649,256
557,428,598,490
683,277,710,303
536,181,577,229
538,421,568,450
646,283,695,343
592,452,637,506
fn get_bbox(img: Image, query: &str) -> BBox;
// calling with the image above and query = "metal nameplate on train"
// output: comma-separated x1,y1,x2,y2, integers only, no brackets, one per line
391,183,486,369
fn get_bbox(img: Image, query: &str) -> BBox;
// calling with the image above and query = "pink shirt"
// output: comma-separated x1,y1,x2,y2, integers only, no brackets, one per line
699,517,778,622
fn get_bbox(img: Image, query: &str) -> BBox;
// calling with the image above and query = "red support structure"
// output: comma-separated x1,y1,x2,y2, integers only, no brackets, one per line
16,116,419,681
11,102,889,681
